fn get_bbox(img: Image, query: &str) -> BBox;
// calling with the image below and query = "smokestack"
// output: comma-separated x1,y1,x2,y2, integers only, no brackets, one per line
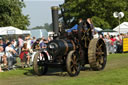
51,6,59,35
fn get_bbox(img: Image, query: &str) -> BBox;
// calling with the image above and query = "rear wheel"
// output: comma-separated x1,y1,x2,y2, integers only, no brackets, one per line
88,38,107,71
66,50,80,76
33,51,48,75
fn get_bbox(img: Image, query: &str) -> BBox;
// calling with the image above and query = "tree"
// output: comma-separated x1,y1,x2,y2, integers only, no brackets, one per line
31,23,52,32
61,0,128,29
31,26,44,29
0,0,30,30
43,23,52,32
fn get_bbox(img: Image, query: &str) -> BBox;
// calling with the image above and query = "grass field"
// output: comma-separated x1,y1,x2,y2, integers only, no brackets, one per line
0,53,128,85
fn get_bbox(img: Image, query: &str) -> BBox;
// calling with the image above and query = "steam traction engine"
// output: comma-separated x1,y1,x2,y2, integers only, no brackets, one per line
33,6,107,76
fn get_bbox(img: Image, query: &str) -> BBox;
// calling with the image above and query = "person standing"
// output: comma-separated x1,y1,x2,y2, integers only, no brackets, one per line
31,37,36,46
18,36,24,55
24,35,31,49
104,35,111,55
110,36,116,54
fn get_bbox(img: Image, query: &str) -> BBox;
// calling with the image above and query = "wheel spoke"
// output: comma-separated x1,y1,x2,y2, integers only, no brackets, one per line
98,64,102,68
71,58,74,63
96,52,104,56
99,56,104,64
70,62,74,68
71,64,74,69
72,53,78,72
74,65,78,72
97,44,102,50
96,42,100,47
71,66,75,73
72,54,76,61
76,58,79,63
97,56,104,65
96,61,100,66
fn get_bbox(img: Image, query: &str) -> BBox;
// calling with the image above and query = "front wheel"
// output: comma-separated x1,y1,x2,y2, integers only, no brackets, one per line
33,51,48,75
66,50,80,77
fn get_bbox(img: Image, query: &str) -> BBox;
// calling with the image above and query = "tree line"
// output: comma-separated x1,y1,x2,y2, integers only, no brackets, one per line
0,0,128,30
61,0,128,29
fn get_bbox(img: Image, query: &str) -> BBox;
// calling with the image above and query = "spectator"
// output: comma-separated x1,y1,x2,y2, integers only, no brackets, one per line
0,64,3,72
99,34,104,39
40,37,48,49
113,36,117,53
0,38,6,51
24,35,31,49
40,39,47,49
5,42,17,55
11,40,15,49
18,36,24,55
19,43,31,68
5,42,17,69
0,46,7,68
116,35,123,53
31,37,36,45
93,31,99,38
5,39,9,45
104,35,111,55
48,36,52,42
13,39,17,48
32,39,40,50
18,36,24,47
110,36,116,54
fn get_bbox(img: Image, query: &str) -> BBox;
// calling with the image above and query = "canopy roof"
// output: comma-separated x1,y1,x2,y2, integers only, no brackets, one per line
0,26,23,35
113,22,128,33
100,29,117,32
94,27,102,32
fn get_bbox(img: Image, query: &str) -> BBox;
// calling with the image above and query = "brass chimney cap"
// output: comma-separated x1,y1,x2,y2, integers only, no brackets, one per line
51,6,59,10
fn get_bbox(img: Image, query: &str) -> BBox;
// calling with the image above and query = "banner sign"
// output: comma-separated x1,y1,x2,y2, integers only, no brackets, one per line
7,30,15,34
123,38,128,52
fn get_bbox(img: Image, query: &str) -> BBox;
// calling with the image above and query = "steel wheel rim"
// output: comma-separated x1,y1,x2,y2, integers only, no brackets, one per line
95,40,106,69
70,53,79,74
36,53,46,73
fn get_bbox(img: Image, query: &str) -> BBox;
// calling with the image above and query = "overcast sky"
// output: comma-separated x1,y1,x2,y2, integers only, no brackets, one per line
22,0,64,29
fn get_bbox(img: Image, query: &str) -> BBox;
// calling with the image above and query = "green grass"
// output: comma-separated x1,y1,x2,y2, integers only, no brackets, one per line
0,68,32,78
0,53,128,85
0,57,33,79
107,53,128,61
42,67,128,85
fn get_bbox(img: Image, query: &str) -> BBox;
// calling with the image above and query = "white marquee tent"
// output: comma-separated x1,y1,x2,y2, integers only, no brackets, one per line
0,26,23,35
113,22,128,33
94,27,102,32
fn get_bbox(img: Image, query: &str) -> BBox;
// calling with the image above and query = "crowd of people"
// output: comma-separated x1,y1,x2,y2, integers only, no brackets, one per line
0,35,52,72
0,31,128,72
98,33,128,55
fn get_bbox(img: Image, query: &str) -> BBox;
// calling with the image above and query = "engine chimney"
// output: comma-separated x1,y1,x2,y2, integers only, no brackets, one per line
51,6,59,35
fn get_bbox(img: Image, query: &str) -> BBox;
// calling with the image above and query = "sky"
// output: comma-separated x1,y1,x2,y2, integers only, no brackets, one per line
22,0,64,29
